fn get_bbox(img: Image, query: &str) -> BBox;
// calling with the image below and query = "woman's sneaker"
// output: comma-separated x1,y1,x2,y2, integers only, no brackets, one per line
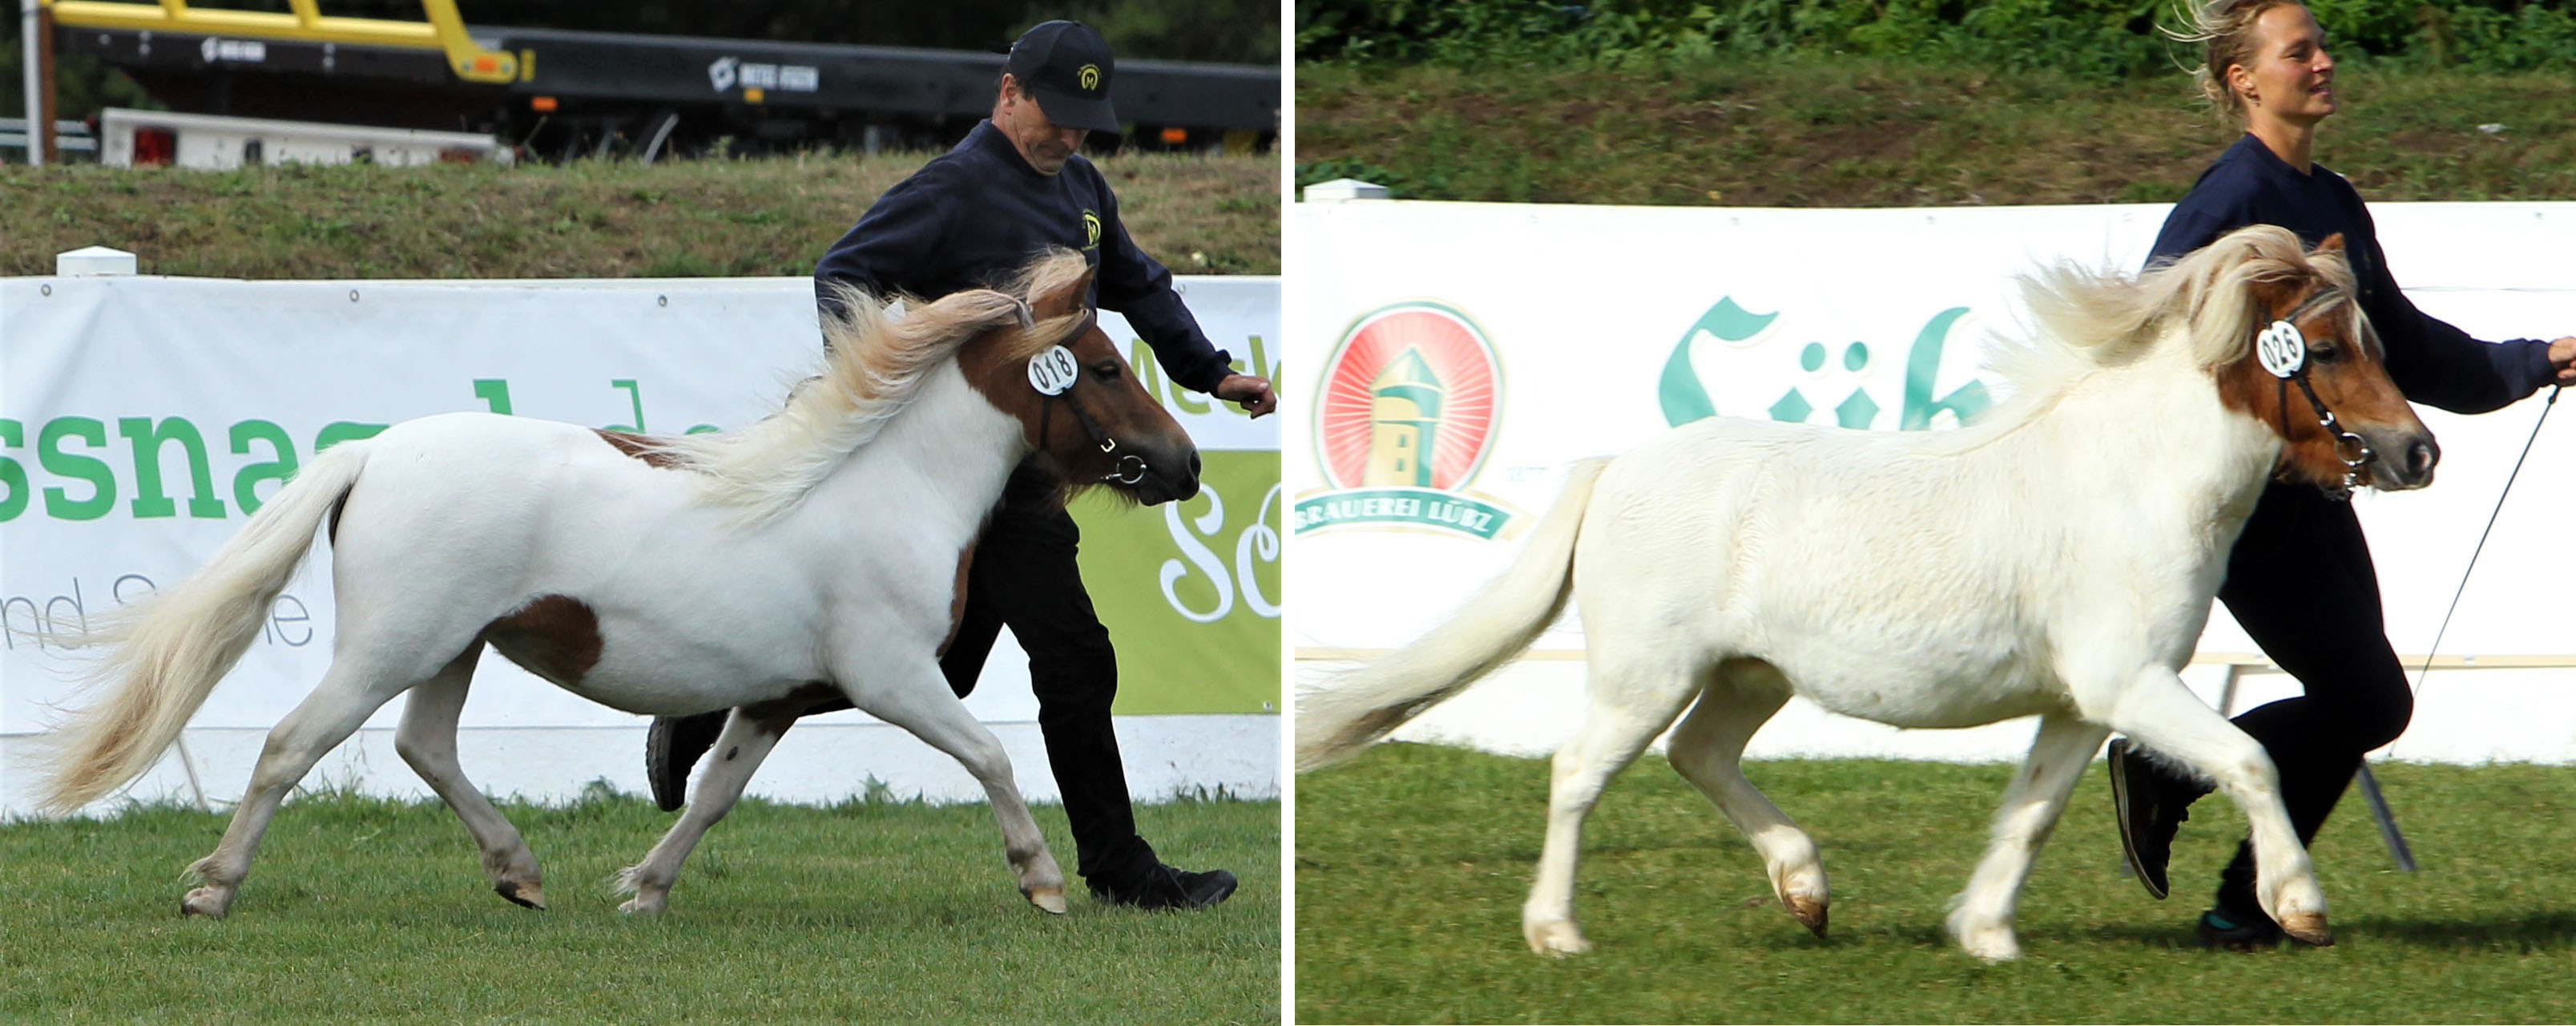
2107,738,2193,899
2195,908,2286,951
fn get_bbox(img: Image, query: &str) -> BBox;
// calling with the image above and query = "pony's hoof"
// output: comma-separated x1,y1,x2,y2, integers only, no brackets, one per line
179,887,230,919
2277,911,2332,947
1026,887,1067,915
1785,895,1829,938
1524,920,1590,956
495,880,547,911
618,895,665,916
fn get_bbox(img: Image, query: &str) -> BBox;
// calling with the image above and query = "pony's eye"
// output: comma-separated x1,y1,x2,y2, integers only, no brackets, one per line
1090,361,1122,382
2311,341,2344,363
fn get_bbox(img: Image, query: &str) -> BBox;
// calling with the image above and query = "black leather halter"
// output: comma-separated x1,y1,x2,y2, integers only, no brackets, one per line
1027,308,1150,485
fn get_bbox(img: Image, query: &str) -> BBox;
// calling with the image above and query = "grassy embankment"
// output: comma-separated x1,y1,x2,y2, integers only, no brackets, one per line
2,788,1279,1023
1,150,1278,278
1298,745,2576,1024
1296,59,2576,206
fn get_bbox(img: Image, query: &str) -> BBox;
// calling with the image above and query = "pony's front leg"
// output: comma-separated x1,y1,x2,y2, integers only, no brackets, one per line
1945,712,2110,961
2091,667,2330,945
616,707,793,915
854,669,1066,914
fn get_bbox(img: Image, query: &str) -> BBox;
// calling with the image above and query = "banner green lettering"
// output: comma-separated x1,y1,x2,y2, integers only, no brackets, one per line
119,417,226,519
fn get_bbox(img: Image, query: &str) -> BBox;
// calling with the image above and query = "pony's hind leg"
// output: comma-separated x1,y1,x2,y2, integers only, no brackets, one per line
1665,660,1829,938
182,658,413,917
393,645,546,910
2090,667,2330,945
615,706,796,915
1945,712,2110,961
852,666,1066,914
1523,649,1703,956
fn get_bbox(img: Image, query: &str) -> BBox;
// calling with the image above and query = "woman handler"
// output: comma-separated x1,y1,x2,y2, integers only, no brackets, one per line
2110,0,2576,948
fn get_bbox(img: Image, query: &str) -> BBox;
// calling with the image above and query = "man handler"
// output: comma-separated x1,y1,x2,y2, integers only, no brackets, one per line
644,19,1275,910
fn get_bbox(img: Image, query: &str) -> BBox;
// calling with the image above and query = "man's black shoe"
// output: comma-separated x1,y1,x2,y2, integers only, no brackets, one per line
2195,907,2286,951
1091,864,1237,911
646,710,728,812
2107,737,2190,900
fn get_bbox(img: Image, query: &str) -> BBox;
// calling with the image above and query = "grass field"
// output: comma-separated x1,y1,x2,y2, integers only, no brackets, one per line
1296,744,2576,1024
0,786,1278,1023
0,149,1278,279
1296,59,2576,207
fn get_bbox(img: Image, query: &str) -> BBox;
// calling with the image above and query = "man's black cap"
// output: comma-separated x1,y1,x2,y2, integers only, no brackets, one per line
1005,20,1119,134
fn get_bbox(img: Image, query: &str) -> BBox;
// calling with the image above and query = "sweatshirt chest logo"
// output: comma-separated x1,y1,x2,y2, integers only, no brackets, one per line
1081,210,1102,250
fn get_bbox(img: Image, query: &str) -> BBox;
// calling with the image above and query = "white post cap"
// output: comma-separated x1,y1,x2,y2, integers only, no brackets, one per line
57,246,139,277
1303,178,1392,202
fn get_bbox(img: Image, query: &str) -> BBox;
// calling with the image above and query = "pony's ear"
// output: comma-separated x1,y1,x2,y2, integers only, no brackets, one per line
2313,232,2347,256
1030,263,1099,321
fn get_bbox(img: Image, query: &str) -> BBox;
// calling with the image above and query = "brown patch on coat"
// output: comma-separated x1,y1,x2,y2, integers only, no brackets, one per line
940,539,977,656
593,429,682,468
480,595,605,686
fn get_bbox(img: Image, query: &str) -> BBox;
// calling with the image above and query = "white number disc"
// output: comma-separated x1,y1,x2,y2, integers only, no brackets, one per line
2256,320,2306,378
1028,345,1079,395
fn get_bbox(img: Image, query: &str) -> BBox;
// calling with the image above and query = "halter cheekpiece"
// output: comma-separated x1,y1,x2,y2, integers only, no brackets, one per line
1028,309,1151,486
2262,289,2373,500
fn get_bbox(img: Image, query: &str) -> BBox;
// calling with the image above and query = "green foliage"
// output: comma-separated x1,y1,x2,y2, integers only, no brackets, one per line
1296,0,2576,79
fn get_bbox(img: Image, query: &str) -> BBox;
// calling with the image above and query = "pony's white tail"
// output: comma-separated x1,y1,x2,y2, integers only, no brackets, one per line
34,441,373,814
1295,458,1611,772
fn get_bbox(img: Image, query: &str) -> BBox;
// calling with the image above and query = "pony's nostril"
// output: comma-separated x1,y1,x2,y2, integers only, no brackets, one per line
1188,451,1203,478
2408,438,2438,477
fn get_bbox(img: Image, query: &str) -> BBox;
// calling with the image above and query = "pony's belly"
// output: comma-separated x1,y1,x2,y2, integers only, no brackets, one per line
1763,649,2066,729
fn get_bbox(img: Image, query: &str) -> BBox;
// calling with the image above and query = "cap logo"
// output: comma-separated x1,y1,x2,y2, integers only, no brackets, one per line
1078,63,1101,91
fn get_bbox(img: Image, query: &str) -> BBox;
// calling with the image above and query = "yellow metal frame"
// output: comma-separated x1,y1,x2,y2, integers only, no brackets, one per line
42,0,520,83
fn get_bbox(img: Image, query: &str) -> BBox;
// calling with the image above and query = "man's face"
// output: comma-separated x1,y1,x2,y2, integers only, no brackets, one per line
996,75,1087,176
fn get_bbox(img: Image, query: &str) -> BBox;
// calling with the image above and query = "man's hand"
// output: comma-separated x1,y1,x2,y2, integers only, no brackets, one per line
2550,337,2576,386
1215,373,1278,418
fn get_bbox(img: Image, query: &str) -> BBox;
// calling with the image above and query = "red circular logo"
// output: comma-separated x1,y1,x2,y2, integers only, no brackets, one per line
1315,303,1502,491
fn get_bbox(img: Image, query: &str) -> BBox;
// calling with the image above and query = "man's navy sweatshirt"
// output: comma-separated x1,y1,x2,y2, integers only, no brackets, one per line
812,120,1235,396
2149,132,2552,414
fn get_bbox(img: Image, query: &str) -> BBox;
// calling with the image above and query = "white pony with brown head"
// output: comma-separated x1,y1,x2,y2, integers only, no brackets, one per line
34,248,1198,919
1296,225,2432,961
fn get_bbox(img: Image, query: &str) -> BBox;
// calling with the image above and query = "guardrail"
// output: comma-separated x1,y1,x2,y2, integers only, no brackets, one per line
0,118,95,157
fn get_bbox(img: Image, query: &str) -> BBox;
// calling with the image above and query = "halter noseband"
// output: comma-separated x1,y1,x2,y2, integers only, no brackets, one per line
2262,288,2374,501
1028,308,1150,486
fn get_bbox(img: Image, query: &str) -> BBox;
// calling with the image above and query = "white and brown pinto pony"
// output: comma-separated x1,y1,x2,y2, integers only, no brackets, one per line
35,249,1196,919
1296,225,2434,961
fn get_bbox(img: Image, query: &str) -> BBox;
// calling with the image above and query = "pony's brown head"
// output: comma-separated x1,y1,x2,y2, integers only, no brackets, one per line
2214,232,2436,493
959,255,1200,505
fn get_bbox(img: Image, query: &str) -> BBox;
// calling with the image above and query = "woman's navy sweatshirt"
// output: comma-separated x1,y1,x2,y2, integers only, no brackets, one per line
2149,132,2551,414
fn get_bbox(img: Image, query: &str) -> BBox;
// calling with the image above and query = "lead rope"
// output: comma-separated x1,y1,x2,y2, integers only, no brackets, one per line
2364,381,2561,873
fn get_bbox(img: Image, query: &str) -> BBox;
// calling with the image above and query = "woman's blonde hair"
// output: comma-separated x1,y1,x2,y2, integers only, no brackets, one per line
2167,0,2304,122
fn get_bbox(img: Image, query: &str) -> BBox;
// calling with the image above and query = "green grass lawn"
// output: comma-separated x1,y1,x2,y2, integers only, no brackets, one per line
1296,744,2576,1024
1296,58,2576,207
0,786,1278,1024
1,149,1278,279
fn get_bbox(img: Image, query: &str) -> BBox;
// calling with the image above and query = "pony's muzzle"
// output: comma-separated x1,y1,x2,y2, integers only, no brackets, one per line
1131,446,1202,505
2367,428,2439,491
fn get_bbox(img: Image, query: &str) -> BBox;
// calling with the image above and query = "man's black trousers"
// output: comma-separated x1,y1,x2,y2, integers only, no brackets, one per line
2159,480,2415,918
936,463,1161,887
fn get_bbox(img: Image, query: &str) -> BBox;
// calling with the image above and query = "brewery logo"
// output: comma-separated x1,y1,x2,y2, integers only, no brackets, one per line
1296,301,1518,539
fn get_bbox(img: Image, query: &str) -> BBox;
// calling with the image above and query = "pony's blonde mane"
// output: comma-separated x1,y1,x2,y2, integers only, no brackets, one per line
1961,224,2358,439
658,249,1093,524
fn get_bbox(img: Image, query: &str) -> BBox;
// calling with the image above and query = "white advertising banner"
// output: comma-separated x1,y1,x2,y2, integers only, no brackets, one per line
0,271,1280,817
1295,199,2576,763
